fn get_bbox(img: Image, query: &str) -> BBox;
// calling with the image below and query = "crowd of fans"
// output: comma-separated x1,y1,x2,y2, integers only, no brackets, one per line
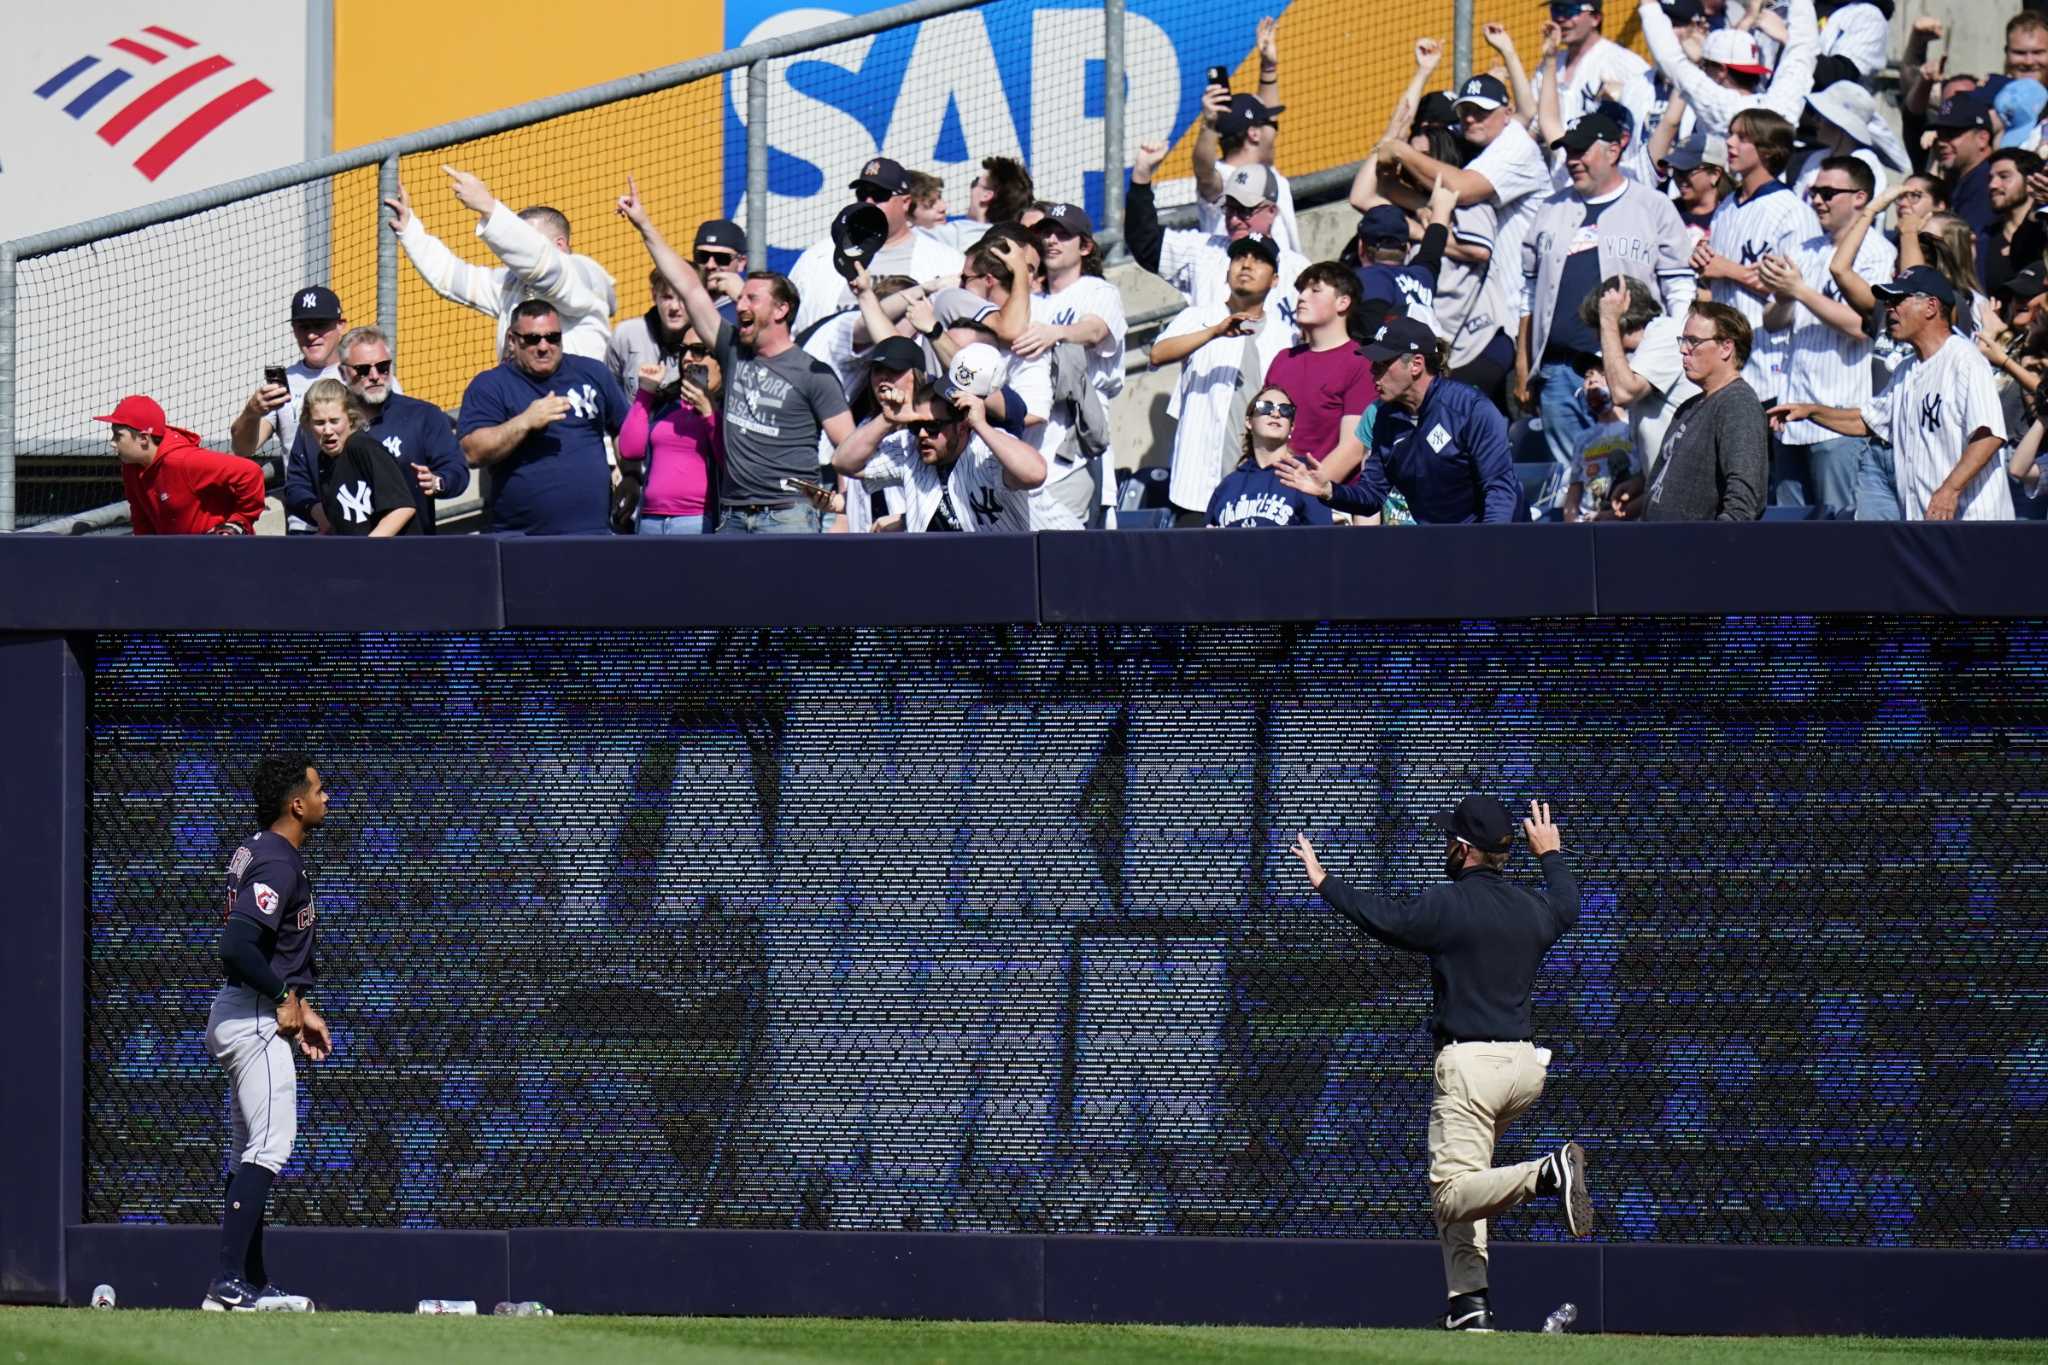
97,2,2048,535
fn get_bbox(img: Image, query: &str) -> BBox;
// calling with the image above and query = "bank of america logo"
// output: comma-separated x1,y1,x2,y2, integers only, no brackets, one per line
33,25,272,182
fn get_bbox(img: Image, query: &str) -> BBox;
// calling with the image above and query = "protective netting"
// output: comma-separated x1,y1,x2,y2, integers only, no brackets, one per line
86,620,2048,1244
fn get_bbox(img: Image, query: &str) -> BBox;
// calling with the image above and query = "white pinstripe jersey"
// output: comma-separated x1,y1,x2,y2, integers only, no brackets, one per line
1708,181,1820,400
1777,227,1896,446
1861,335,2014,522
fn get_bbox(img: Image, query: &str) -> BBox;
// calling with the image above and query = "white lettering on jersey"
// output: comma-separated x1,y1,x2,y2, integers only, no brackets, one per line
336,481,375,524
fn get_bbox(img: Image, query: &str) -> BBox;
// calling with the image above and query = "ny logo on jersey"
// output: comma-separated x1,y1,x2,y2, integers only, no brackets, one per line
1921,392,1944,432
1277,296,1299,328
562,383,600,420
969,486,1003,526
1739,239,1768,267
382,436,404,459
336,480,375,524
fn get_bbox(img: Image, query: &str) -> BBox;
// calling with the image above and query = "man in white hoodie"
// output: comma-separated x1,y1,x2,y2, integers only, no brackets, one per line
385,165,617,360
1636,0,1818,140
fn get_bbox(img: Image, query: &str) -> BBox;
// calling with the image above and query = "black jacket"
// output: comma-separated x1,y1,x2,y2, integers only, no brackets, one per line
1319,851,1579,1045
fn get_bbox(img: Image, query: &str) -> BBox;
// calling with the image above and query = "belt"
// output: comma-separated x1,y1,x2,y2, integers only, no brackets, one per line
723,501,796,514
1437,1037,1531,1050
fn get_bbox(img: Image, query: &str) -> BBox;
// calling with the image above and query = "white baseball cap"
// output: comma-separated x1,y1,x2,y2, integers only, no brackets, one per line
943,342,1004,399
1702,29,1771,76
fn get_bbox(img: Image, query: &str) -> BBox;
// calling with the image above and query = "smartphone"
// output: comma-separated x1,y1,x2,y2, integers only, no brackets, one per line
683,363,710,392
1206,65,1231,91
780,476,834,500
263,365,289,392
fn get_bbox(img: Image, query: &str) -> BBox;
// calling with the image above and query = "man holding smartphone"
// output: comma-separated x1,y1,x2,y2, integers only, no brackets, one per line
229,287,351,531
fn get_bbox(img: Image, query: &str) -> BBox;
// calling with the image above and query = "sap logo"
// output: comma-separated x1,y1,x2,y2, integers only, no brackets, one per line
32,25,273,182
730,6,1184,259
563,384,601,421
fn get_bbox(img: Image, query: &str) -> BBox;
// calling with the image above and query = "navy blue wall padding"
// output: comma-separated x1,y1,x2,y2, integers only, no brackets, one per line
64,1226,509,1312
0,538,503,632
0,638,82,1303
1036,525,1598,622
498,533,1041,627
1590,522,2046,617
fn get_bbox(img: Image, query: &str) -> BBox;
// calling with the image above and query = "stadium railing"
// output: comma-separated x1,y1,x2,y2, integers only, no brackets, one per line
0,0,1540,533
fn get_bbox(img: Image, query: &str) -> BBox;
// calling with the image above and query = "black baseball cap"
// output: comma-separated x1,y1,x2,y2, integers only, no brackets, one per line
1038,202,1095,237
1361,315,1436,362
1453,74,1511,113
850,156,911,196
1416,91,1460,129
694,219,746,253
1928,94,1994,132
1555,113,1626,154
1873,265,1957,310
1356,204,1411,244
1227,232,1281,266
1432,795,1515,855
289,285,342,322
1662,0,1705,21
868,335,927,375
1216,93,1285,138
1997,261,2048,302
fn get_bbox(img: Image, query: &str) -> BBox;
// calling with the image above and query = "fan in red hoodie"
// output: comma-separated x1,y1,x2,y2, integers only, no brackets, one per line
96,396,266,535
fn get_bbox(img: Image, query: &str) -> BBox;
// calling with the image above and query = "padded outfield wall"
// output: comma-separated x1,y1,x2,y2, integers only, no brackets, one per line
3,526,2047,1335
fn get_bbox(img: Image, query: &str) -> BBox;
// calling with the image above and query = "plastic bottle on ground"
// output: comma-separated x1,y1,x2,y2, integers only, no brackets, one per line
416,1299,478,1315
492,1301,554,1316
1542,1301,1579,1333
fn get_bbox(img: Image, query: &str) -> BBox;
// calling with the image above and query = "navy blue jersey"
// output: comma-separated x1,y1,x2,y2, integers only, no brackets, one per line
224,830,317,988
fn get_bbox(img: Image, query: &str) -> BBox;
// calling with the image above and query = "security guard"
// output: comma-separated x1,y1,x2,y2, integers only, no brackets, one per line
1292,796,1590,1332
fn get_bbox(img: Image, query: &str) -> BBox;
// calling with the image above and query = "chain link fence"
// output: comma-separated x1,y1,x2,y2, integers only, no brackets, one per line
84,619,2048,1242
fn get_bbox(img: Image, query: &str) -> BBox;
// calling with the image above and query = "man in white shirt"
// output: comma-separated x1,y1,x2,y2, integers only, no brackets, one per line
831,381,1047,533
1757,155,1896,513
1144,158,1310,321
787,158,965,337
1695,108,1818,402
1637,0,1818,139
1771,266,2012,521
385,167,616,361
1534,1,1657,185
1021,203,1129,526
1149,234,1295,524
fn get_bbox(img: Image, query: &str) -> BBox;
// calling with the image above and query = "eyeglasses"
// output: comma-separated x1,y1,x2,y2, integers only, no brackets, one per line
1676,333,1728,352
1222,202,1268,219
681,343,712,358
511,330,562,347
1807,186,1858,203
344,359,393,378
1249,400,1296,418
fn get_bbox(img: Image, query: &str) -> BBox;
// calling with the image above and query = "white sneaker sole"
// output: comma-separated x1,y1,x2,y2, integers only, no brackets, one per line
1560,1140,1594,1237
200,1298,255,1312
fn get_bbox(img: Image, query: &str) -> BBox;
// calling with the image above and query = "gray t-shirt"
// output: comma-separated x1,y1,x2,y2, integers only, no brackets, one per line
1642,377,1767,522
714,320,850,505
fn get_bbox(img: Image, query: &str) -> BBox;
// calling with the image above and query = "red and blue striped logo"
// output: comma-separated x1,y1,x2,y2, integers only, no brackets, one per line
34,25,272,182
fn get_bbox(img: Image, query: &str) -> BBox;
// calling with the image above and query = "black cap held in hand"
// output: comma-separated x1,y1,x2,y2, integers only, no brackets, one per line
1431,796,1515,855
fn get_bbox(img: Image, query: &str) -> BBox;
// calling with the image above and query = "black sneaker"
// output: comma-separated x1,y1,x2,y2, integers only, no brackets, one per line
1554,1140,1593,1237
1442,1291,1494,1331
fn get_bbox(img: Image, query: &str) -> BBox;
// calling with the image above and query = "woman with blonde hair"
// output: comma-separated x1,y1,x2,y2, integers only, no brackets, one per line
299,378,416,536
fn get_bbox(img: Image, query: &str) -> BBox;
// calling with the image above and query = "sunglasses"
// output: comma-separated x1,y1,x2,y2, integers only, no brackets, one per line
511,330,562,347
695,250,740,268
1807,186,1857,203
681,343,712,358
907,416,963,436
1250,400,1296,418
854,187,904,205
344,359,393,378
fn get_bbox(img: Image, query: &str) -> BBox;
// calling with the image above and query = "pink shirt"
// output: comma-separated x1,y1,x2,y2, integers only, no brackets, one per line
1262,342,1377,460
619,389,719,517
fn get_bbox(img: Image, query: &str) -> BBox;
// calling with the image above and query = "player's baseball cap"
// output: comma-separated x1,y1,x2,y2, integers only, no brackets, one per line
92,395,170,437
1355,204,1412,245
1703,29,1771,76
1038,202,1095,237
850,157,911,196
693,219,746,253
289,285,342,322
868,335,927,376
1554,113,1626,155
1216,93,1285,138
1927,93,1995,132
1221,165,1281,209
1228,231,1282,266
1453,74,1511,114
1872,265,1957,311
1360,315,1437,362
1432,795,1516,855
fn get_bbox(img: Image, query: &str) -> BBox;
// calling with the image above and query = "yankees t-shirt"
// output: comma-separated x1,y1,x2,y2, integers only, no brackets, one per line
1707,180,1819,400
713,321,851,506
858,429,1035,533
318,431,419,536
1861,334,2013,522
1539,191,1623,364
1206,462,1334,527
1466,120,1553,305
225,829,316,988
457,355,627,535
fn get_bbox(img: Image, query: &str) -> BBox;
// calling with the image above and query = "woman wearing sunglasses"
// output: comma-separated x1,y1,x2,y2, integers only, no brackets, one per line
1206,386,1333,527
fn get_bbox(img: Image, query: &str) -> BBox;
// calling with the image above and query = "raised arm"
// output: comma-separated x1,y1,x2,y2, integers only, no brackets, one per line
1482,22,1538,126
1125,143,1170,276
478,200,608,320
616,175,727,343
1638,0,1733,132
1190,83,1232,205
961,393,1047,489
1828,188,1898,317
1290,834,1443,951
1761,0,1819,125
1255,15,1280,107
1379,137,1497,208
1533,23,1567,151
386,176,504,317
1595,285,1651,408
1647,89,1689,168
1900,18,1944,117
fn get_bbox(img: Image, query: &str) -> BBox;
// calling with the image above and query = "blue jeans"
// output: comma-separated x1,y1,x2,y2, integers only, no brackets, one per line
1537,361,1593,503
1800,436,1868,516
716,503,821,535
1855,441,1902,521
1769,437,1812,508
638,513,705,535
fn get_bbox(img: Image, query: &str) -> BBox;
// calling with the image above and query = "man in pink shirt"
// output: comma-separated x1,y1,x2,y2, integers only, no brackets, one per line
1263,264,1379,481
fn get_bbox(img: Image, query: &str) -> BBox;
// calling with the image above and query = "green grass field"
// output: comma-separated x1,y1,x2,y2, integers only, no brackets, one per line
3,1311,2046,1365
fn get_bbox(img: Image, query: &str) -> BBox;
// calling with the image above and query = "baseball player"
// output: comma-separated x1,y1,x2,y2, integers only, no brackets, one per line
203,755,332,1312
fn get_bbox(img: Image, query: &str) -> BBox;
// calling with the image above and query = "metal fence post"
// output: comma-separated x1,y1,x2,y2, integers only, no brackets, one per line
378,154,400,347
1453,0,1475,88
1101,0,1126,246
747,60,770,272
0,245,15,533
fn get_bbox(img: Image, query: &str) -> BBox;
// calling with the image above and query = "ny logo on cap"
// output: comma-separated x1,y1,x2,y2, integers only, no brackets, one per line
1375,325,1391,341
1464,79,1484,94
301,292,317,308
864,159,882,176
1248,233,1267,243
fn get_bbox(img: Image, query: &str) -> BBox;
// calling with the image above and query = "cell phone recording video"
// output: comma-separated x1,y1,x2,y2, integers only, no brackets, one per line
1207,65,1231,91
263,366,289,391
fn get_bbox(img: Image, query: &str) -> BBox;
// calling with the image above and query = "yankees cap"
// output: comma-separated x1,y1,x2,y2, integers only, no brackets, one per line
1215,93,1285,138
1220,165,1281,209
1453,74,1511,113
1228,231,1282,266
290,285,342,322
850,157,911,196
1872,265,1955,310
868,335,927,375
1360,315,1436,362
693,219,746,253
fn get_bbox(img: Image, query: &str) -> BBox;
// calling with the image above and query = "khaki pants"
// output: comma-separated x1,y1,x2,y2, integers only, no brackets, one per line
1428,1041,1548,1296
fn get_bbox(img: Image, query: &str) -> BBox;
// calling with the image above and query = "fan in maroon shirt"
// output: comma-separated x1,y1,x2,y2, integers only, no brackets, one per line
1263,264,1380,482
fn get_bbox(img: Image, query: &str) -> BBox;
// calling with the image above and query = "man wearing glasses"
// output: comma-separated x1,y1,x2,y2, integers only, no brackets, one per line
1628,300,1766,520
455,299,628,536
1756,156,1895,513
282,327,468,534
788,157,965,336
